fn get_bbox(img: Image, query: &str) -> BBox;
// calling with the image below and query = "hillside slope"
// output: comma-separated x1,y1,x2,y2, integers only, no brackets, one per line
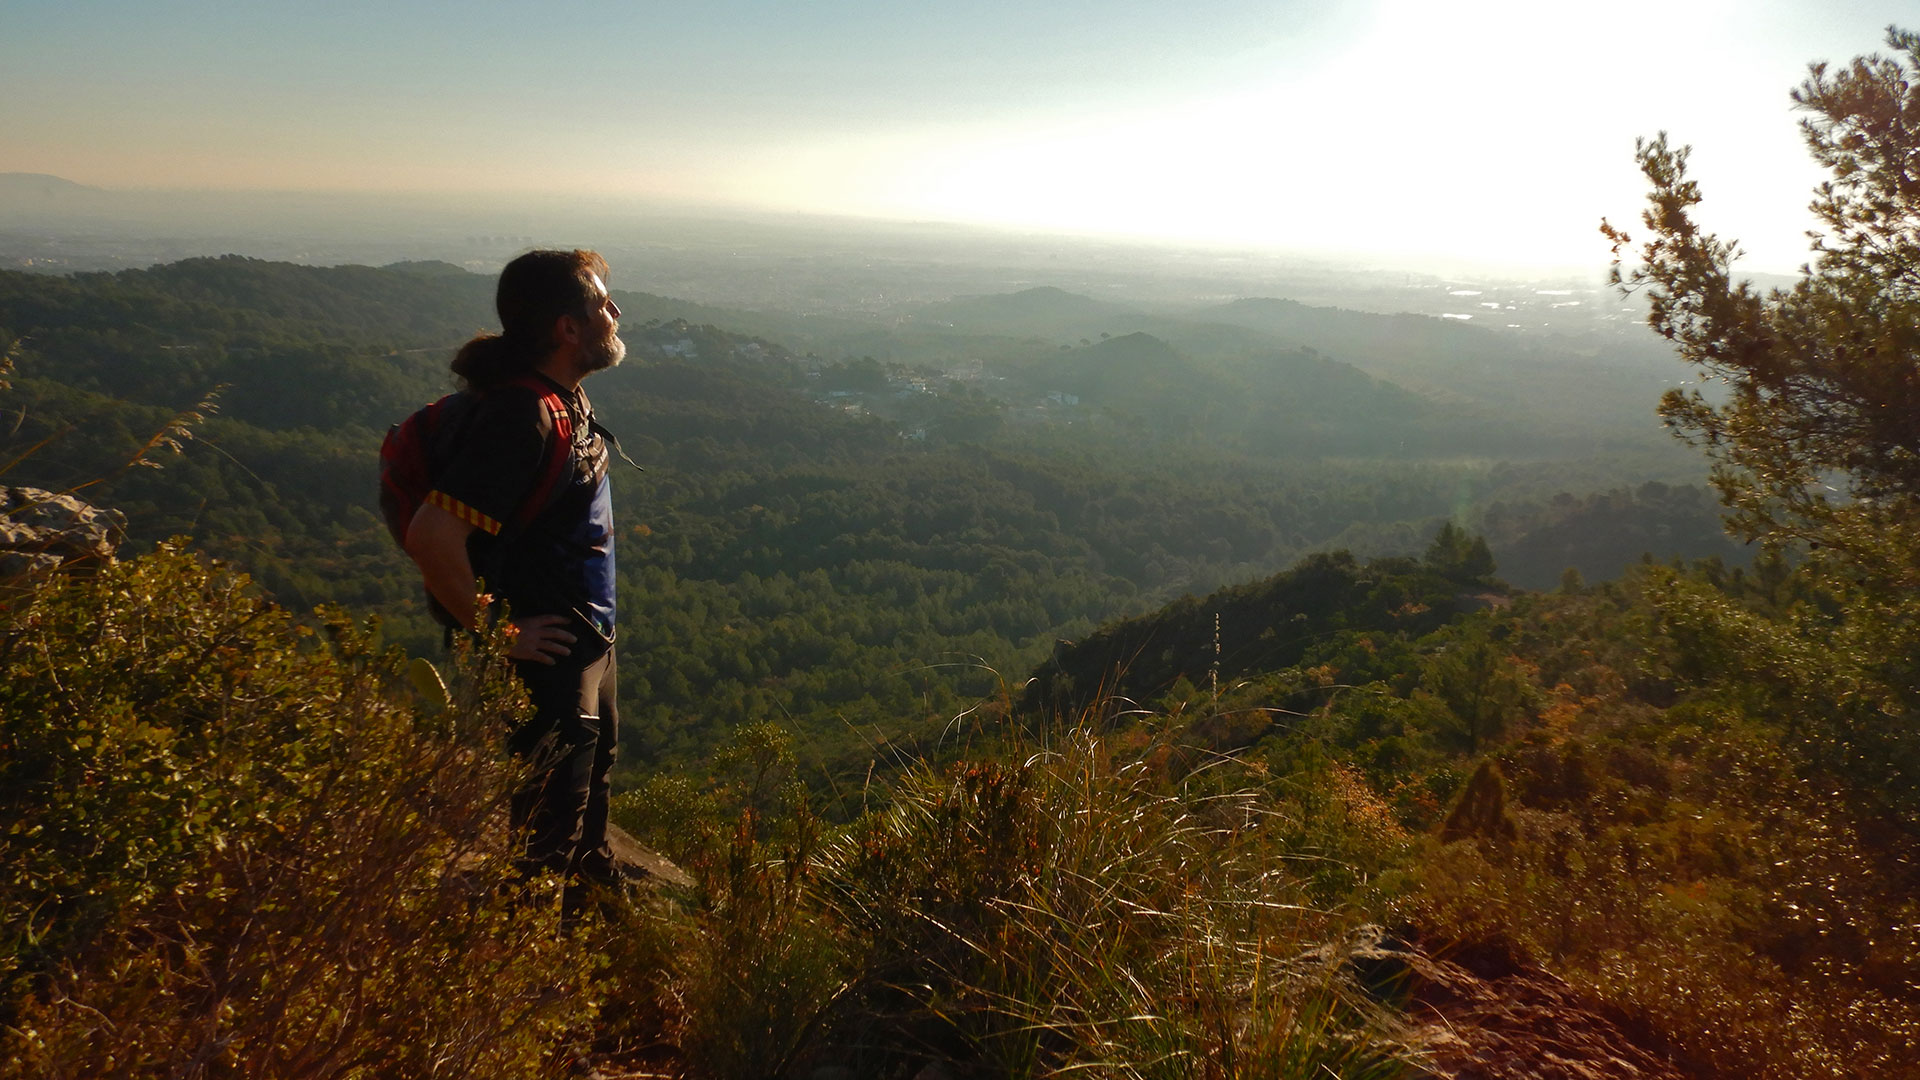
0,258,1742,767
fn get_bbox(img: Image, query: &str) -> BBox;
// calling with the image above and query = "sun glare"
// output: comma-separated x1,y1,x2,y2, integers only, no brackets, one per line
745,0,1810,271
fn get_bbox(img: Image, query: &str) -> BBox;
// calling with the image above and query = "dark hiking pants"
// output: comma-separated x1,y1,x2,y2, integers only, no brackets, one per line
509,644,619,914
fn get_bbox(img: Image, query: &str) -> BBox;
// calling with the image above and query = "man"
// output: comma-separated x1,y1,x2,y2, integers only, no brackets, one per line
404,249,626,911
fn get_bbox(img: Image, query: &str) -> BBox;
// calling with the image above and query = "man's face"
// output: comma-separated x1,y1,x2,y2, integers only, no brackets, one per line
577,272,626,375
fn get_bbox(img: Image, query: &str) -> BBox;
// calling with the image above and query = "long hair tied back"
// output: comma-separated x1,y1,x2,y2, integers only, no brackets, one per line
452,249,609,389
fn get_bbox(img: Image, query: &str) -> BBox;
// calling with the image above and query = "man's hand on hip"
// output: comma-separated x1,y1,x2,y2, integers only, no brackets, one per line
508,614,576,664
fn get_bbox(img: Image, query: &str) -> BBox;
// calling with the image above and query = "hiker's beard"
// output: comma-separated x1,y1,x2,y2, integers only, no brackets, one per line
581,323,625,374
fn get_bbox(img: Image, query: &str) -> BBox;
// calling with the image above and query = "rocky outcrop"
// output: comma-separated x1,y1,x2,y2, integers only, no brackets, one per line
606,822,693,889
1337,926,1689,1080
0,485,126,581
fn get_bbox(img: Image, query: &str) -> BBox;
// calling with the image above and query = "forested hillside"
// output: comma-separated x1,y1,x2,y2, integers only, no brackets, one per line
0,256,1741,774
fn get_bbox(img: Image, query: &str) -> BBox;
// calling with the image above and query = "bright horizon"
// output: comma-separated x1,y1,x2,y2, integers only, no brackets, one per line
2,1,1904,275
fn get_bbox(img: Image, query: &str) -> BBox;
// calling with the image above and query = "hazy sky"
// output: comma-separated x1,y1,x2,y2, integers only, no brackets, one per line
1,0,1904,272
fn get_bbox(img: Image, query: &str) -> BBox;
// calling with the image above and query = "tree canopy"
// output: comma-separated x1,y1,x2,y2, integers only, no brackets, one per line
1605,26,1920,585
1605,25,1920,827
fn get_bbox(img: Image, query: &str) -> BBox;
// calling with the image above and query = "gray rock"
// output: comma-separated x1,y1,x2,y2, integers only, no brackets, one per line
604,822,694,890
0,486,125,583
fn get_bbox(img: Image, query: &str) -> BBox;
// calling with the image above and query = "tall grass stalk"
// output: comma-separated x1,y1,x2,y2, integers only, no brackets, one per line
811,722,1408,1077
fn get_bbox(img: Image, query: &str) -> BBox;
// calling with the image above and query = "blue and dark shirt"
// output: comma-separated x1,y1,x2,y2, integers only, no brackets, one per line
428,374,617,647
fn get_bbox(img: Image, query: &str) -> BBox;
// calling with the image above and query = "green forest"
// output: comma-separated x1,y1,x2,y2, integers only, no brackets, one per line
0,242,1740,778
4,27,1918,1080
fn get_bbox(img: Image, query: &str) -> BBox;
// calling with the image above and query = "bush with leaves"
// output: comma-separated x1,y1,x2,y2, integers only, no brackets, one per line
0,544,595,1078
1389,573,1920,1080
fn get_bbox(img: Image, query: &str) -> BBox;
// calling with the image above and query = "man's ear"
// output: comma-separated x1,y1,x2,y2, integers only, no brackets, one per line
553,312,583,348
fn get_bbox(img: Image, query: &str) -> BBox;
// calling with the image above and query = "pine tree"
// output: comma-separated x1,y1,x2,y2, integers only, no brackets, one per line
1605,26,1920,826
1603,26,1920,588
1424,521,1497,584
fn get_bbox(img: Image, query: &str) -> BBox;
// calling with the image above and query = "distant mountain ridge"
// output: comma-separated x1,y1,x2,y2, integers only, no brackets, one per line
380,259,472,278
872,283,1677,451
1193,295,1677,434
1049,332,1197,396
1023,549,1466,715
0,254,773,355
0,173,99,197
1015,329,1459,456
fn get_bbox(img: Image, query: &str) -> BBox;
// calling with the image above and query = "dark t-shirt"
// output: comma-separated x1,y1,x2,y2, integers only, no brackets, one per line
428,375,617,644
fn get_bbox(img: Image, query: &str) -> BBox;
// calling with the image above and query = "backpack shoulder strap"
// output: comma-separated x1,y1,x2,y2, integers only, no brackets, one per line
505,374,576,531
588,416,646,473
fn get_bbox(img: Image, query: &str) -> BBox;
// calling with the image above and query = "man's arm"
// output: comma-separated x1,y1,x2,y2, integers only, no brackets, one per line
404,501,483,629
404,502,575,664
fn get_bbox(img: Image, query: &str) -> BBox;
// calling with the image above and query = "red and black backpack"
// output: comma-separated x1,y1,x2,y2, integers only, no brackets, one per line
378,374,575,549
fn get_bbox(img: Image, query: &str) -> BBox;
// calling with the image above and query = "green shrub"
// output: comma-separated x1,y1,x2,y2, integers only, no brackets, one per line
677,809,848,1080
1404,719,1920,1079
0,544,596,1078
608,721,849,1080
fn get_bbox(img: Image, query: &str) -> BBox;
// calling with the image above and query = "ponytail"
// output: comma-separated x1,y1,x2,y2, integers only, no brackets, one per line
450,332,532,390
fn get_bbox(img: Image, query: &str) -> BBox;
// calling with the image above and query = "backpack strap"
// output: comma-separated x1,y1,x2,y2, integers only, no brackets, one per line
589,416,646,473
506,374,576,532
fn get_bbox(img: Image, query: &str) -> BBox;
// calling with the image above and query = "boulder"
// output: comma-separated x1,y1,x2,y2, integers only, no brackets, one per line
605,822,693,889
0,486,126,582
